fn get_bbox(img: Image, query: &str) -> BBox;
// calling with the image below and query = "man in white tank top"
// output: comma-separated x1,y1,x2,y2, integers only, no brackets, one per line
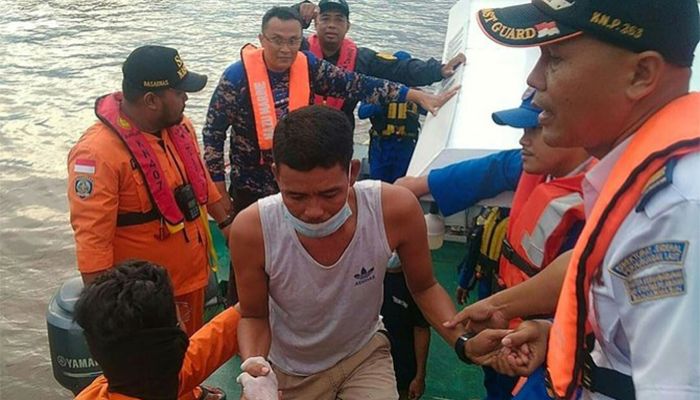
230,105,467,399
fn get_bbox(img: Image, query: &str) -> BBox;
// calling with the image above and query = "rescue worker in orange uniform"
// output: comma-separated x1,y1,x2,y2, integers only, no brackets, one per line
397,88,592,400
73,260,244,400
67,45,233,400
444,1,700,399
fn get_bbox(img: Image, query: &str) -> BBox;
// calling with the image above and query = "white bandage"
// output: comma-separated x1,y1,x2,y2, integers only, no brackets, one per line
237,357,278,400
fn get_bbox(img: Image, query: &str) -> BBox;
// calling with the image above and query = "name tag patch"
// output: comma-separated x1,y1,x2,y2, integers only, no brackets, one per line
624,269,686,304
610,241,688,279
610,241,689,304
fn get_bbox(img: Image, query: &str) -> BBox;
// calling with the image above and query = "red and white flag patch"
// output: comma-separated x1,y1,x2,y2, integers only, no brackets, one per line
74,159,96,174
535,21,561,38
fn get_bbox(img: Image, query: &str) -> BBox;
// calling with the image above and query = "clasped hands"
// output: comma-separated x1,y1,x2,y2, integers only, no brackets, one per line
444,299,551,377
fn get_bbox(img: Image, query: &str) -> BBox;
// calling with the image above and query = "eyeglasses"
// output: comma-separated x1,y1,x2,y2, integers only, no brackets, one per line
262,33,302,48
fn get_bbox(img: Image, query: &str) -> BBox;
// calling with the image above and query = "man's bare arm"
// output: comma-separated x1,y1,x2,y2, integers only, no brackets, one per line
230,205,271,360
445,250,572,330
394,175,430,198
382,184,464,344
215,181,234,215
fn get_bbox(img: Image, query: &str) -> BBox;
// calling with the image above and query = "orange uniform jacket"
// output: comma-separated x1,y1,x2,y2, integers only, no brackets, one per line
75,307,241,400
67,116,222,295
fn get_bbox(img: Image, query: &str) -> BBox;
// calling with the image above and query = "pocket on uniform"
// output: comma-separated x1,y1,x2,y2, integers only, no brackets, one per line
128,168,153,212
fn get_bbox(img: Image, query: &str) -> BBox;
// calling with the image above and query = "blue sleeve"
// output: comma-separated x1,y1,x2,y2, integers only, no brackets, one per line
202,63,244,182
306,51,409,105
458,260,472,289
427,149,523,216
358,103,383,119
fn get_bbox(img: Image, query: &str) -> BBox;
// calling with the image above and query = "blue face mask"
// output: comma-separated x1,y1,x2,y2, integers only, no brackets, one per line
283,164,354,238
283,201,352,238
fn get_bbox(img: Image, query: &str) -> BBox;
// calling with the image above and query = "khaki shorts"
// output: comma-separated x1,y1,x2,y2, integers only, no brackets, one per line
272,331,399,400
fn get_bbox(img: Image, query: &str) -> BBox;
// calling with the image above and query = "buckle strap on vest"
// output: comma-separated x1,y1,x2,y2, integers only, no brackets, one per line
583,352,636,400
116,209,160,227
501,239,540,277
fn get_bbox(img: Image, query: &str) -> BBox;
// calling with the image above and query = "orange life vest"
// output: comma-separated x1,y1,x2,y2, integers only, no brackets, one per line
308,34,357,110
547,93,700,399
94,92,209,227
240,44,310,151
499,172,586,290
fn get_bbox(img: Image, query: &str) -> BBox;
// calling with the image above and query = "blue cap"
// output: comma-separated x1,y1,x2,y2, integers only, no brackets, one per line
491,87,542,129
393,50,411,61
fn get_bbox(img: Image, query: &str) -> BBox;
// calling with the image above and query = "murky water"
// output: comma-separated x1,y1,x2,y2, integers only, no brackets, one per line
0,1,453,398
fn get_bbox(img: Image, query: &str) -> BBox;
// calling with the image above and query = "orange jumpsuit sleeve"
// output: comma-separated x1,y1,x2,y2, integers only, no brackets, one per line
184,118,222,206
67,137,119,273
177,307,241,395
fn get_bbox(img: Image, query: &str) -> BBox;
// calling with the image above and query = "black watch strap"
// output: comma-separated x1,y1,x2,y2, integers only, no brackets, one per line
218,213,235,229
454,333,475,364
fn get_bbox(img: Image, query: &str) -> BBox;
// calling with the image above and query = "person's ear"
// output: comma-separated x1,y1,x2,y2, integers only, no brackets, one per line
258,33,264,47
143,92,160,110
271,162,279,181
349,159,361,185
626,51,664,101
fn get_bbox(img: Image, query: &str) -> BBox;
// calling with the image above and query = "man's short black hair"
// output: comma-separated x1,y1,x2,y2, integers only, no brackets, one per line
261,6,303,32
74,261,188,398
273,105,354,172
74,260,177,343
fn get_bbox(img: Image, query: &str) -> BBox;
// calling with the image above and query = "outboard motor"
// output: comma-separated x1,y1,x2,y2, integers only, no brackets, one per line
46,277,102,395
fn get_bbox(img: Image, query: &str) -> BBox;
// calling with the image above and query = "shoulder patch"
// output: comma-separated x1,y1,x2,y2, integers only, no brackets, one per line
74,176,94,199
624,269,686,304
610,241,688,279
73,159,96,175
635,157,678,213
376,52,396,61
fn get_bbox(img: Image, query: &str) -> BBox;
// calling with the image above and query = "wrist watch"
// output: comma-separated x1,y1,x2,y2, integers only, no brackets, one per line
218,213,235,229
454,332,475,364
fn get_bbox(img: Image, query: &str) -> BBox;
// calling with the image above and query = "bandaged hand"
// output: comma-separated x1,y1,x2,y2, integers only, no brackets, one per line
237,357,278,400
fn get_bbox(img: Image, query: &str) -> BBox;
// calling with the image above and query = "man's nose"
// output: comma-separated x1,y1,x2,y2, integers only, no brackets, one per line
303,199,325,221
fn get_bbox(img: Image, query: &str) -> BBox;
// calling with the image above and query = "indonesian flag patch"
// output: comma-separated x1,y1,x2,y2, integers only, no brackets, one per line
535,21,561,38
74,159,96,174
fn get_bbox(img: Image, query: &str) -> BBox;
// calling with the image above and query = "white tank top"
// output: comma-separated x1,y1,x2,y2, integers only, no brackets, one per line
258,180,392,375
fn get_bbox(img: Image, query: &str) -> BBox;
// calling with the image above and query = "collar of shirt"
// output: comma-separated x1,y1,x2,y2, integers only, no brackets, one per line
545,156,597,183
582,137,634,217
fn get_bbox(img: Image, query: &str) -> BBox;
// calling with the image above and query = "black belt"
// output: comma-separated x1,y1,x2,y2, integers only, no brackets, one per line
501,239,540,277
583,351,636,400
116,209,160,227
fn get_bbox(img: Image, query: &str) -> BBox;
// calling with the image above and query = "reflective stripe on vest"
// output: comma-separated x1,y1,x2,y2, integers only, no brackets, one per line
548,93,700,400
308,34,357,110
381,101,420,137
241,44,310,151
94,92,209,227
521,192,583,267
499,172,586,290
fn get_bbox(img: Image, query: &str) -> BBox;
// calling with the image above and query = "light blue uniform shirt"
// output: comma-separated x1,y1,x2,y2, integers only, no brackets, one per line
583,139,700,400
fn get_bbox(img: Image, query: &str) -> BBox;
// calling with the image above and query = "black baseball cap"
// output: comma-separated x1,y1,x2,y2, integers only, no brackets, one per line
477,0,700,67
122,45,207,92
319,0,350,17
